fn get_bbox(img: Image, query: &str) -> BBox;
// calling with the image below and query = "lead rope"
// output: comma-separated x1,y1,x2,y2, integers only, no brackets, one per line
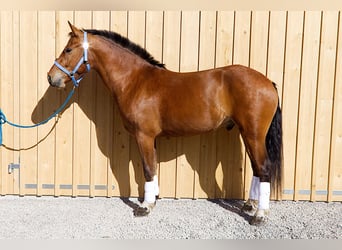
0,87,76,146
0,32,91,146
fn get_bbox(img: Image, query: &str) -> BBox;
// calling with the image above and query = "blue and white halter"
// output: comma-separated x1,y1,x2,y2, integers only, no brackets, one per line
54,31,91,87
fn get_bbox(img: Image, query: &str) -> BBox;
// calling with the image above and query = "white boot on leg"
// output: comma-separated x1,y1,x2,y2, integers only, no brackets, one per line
251,182,270,226
242,176,260,215
134,176,159,217
153,175,159,197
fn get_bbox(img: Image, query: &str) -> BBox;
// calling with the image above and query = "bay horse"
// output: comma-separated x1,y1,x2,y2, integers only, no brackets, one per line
47,22,282,226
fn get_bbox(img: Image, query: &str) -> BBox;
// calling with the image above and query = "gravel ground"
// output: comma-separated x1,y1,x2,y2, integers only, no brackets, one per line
0,196,340,239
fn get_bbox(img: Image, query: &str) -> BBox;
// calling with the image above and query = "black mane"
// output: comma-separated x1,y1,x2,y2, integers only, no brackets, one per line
84,29,165,68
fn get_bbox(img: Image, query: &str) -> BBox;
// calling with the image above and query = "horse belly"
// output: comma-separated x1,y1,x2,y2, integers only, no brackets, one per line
161,100,229,137
159,69,233,137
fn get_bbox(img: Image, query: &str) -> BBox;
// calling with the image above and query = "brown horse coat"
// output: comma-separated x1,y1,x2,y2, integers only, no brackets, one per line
48,22,283,225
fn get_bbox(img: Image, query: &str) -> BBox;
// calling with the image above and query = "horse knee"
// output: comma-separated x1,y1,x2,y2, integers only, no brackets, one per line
143,166,156,182
136,134,158,182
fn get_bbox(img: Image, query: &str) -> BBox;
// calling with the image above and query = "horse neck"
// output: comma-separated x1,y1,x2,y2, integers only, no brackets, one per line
89,36,150,95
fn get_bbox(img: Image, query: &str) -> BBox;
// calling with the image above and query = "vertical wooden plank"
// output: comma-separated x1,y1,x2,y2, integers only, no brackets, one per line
37,11,56,196
215,11,234,67
215,11,243,199
312,11,339,201
19,11,38,196
233,11,251,66
0,11,16,195
159,11,180,198
73,11,93,197
176,11,200,199
127,11,146,198
267,11,287,200
54,11,75,196
198,11,216,70
232,11,250,200
146,11,163,63
329,11,342,202
110,11,130,197
91,11,111,197
281,11,304,200
295,11,321,201
13,11,20,195
267,11,286,104
195,11,217,199
250,11,269,73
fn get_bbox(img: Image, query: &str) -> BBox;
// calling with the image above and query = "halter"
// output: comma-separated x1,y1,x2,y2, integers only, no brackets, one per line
54,31,91,87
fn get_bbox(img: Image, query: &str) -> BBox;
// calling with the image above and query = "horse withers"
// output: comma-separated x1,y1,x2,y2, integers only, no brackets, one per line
47,22,283,226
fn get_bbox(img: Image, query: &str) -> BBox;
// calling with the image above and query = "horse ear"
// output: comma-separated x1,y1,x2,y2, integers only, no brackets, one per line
68,21,81,37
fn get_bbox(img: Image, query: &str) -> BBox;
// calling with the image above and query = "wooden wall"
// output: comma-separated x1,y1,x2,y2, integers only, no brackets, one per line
0,11,341,201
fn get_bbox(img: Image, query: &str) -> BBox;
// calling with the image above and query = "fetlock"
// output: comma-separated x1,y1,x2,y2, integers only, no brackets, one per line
133,201,156,217
241,199,258,215
250,209,270,226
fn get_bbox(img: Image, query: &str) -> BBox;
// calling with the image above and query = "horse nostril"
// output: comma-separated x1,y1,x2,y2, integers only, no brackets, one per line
47,74,52,84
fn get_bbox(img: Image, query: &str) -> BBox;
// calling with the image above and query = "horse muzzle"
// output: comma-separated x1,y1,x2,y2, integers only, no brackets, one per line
47,73,66,88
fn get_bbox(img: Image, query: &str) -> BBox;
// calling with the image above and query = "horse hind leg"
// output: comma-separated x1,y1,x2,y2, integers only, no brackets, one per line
241,134,271,226
244,104,283,226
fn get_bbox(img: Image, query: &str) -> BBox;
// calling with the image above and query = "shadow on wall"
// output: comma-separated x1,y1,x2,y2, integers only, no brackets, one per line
31,71,244,200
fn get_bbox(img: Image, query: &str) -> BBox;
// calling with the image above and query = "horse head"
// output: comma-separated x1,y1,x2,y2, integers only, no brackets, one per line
47,22,91,88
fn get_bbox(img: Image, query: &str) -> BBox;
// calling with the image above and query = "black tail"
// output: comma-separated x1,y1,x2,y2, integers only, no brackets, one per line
266,91,283,198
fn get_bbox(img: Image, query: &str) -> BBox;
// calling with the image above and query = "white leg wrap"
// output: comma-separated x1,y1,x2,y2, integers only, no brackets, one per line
249,176,260,200
258,182,270,210
144,181,156,204
144,175,159,204
153,176,159,196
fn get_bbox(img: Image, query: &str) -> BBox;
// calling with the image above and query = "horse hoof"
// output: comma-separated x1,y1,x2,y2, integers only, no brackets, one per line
250,215,267,226
241,199,258,216
249,209,269,226
133,206,151,217
133,201,155,217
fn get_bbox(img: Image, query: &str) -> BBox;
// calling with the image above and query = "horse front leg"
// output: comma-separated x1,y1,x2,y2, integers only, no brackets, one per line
133,133,159,217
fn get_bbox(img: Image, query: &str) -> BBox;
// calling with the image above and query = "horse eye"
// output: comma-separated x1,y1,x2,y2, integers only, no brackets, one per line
65,48,72,53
